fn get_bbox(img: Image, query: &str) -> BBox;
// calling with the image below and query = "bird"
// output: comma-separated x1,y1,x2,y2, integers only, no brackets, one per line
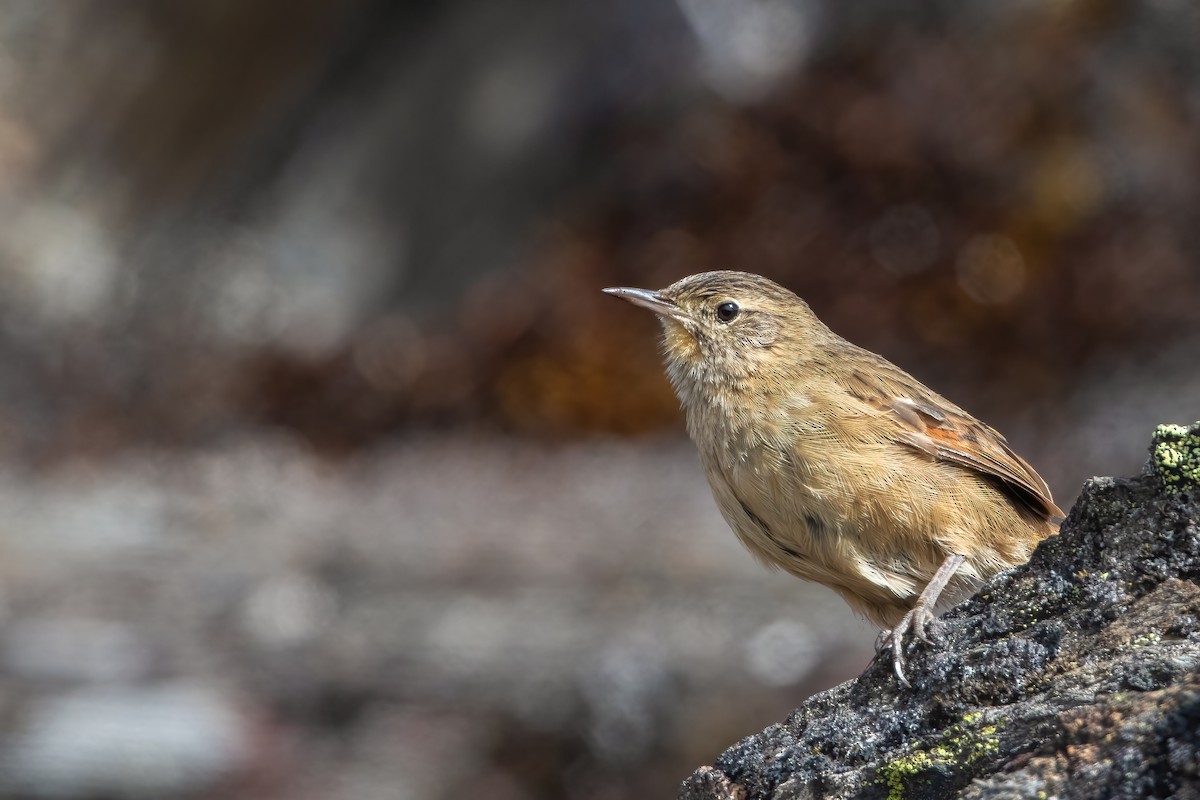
603,271,1062,685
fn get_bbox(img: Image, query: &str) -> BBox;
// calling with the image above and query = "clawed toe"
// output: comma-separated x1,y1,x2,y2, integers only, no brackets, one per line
879,604,939,687
874,553,968,688
890,642,910,687
910,606,935,643
887,611,915,687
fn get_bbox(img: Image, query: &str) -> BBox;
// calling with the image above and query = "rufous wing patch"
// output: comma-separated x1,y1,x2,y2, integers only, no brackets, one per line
889,397,1063,523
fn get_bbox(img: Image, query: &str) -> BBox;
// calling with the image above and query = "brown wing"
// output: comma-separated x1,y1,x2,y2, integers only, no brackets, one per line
839,351,1064,523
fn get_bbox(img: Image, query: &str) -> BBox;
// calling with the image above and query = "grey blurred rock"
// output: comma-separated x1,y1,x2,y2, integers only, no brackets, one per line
0,684,247,799
240,572,337,649
2,618,153,684
679,428,1200,799
0,438,877,799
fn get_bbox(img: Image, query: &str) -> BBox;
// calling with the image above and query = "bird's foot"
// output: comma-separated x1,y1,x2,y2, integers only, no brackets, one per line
876,602,938,688
875,553,967,688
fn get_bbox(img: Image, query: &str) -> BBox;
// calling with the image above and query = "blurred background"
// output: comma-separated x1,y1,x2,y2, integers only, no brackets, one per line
0,0,1197,798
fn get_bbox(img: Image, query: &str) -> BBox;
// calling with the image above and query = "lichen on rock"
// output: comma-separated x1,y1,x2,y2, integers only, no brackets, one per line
876,712,1001,800
1152,421,1200,488
679,426,1200,800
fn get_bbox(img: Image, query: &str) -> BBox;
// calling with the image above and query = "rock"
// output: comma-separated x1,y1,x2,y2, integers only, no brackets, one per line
0,684,248,799
680,425,1200,800
1,618,155,684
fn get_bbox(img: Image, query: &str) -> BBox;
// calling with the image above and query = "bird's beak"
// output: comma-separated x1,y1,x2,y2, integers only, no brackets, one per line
602,287,685,320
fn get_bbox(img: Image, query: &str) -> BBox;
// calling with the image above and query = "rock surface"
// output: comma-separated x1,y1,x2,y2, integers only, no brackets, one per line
680,424,1200,800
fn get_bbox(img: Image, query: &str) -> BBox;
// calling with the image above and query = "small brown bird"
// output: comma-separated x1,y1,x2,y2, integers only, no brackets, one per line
604,271,1062,685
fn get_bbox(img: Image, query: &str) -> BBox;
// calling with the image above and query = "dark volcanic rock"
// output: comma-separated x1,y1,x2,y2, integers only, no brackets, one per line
680,425,1200,800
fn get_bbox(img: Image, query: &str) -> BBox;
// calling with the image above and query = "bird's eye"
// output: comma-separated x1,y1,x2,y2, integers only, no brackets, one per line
715,301,740,323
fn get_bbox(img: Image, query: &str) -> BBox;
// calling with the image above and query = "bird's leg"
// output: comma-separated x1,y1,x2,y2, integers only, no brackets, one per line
883,553,966,687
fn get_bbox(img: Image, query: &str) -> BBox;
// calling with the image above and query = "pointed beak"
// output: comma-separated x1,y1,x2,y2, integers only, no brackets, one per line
602,287,683,320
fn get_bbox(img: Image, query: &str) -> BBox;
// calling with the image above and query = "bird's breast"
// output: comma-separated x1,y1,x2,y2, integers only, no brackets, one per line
689,402,836,558
686,396,948,601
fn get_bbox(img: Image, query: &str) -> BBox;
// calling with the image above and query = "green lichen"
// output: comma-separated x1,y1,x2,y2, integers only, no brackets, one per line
876,714,1002,800
1132,631,1161,647
998,592,1051,634
1152,422,1200,488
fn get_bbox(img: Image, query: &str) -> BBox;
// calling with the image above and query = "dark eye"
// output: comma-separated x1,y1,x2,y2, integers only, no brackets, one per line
715,301,739,323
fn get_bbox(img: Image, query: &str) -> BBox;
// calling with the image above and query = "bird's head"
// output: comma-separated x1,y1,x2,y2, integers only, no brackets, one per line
604,271,829,402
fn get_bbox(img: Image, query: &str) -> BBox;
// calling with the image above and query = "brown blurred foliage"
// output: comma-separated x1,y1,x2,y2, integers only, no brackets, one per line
244,1,1200,449
0,0,1196,460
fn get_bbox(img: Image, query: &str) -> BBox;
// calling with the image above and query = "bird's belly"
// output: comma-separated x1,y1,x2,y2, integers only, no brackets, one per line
703,443,964,610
